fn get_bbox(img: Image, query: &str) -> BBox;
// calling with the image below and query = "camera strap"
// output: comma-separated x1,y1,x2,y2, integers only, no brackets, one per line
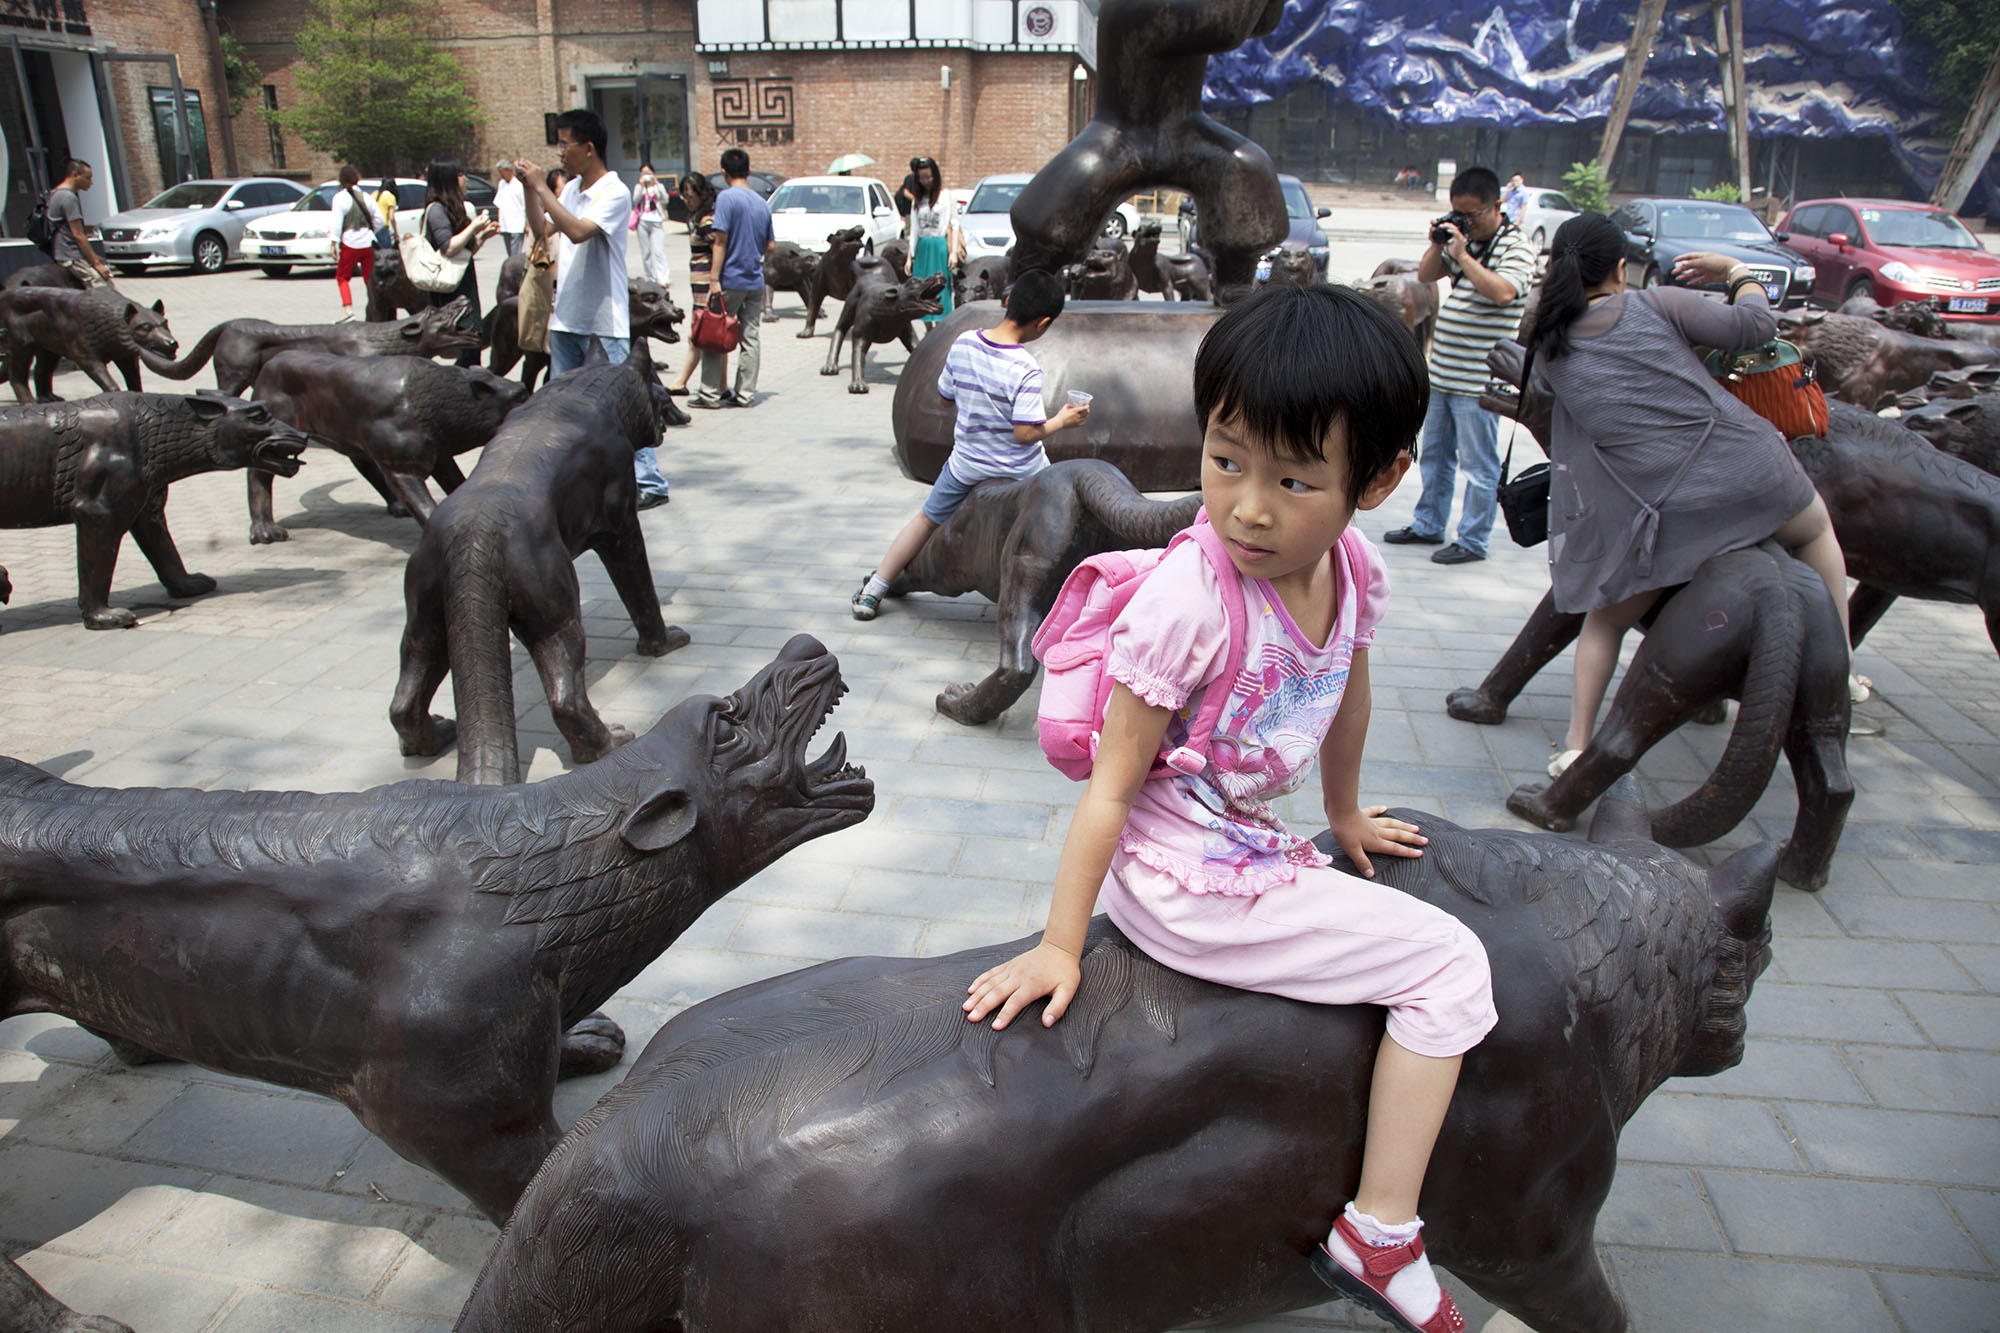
1449,217,1515,288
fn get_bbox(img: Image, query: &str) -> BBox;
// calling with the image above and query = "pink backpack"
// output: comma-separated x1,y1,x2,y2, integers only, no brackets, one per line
1031,514,1247,781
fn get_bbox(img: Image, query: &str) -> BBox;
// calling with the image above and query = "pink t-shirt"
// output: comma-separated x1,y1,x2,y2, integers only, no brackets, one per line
1103,531,1390,896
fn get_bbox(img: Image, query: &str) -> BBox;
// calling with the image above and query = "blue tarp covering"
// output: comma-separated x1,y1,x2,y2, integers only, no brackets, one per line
1205,0,1998,214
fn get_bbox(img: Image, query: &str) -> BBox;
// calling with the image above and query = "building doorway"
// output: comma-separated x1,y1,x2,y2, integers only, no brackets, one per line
590,75,687,179
147,85,210,186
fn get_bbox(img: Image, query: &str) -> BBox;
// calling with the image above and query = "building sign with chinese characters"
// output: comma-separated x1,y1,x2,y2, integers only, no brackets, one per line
712,77,795,146
0,0,90,37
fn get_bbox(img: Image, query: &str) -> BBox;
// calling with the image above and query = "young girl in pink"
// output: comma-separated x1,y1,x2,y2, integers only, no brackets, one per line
965,285,1495,1333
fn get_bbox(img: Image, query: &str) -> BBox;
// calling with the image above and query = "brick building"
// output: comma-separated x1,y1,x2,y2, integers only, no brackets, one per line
223,0,1096,196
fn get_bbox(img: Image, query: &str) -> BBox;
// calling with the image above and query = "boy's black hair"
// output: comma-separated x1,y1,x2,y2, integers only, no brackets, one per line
720,147,751,179
1193,284,1429,504
1449,166,1501,205
63,158,91,177
553,108,607,162
1005,268,1065,325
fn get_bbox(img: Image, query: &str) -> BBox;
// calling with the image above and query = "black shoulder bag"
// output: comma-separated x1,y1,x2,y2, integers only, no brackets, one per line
1495,338,1551,547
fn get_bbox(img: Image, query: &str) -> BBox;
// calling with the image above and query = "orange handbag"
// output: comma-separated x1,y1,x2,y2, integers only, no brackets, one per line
1705,339,1829,439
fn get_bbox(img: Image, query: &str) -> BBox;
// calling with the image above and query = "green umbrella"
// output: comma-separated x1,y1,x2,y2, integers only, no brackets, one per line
827,153,876,175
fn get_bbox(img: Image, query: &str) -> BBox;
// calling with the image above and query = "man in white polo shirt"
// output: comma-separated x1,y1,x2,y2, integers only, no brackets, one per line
518,108,670,507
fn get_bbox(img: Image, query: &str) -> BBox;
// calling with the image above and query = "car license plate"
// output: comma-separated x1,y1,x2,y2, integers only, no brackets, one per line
1948,296,1988,314
1763,281,1784,302
260,245,286,257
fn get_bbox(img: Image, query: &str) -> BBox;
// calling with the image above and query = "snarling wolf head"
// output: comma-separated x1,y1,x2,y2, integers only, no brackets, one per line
192,392,309,478
402,297,483,359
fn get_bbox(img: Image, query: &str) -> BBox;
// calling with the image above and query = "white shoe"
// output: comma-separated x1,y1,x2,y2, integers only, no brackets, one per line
1848,673,1873,705
1547,748,1582,779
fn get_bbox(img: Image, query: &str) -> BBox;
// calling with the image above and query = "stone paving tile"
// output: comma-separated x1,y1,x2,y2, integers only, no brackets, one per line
1699,1169,1989,1271
4,247,1998,1328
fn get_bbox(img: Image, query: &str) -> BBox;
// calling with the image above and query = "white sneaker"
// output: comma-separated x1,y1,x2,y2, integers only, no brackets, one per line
1547,747,1582,779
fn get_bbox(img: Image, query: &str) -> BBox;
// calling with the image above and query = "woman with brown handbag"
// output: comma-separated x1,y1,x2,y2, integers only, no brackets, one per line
1527,212,1854,776
665,172,720,395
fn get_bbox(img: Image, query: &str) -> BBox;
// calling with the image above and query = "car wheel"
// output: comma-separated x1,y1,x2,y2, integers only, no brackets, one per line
191,232,227,274
1642,264,1663,288
1846,275,1874,305
1101,212,1127,241
261,264,292,278
1532,227,1547,253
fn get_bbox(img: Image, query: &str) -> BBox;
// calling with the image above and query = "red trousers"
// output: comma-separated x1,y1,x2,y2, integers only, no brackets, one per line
336,243,375,305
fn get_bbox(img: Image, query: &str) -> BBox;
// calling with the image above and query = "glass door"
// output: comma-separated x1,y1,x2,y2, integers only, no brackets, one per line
147,86,211,186
590,76,687,179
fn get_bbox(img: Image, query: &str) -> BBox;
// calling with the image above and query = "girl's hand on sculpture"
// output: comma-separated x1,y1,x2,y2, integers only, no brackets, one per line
1326,804,1426,879
964,939,1083,1029
1671,251,1745,286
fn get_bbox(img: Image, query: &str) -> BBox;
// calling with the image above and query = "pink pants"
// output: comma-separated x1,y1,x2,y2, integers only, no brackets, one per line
1099,852,1496,1058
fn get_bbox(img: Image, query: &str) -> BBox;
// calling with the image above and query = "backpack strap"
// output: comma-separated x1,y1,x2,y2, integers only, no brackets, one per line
1158,516,1250,777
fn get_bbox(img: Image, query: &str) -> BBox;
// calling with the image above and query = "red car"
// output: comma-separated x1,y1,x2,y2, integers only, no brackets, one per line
1777,197,2000,322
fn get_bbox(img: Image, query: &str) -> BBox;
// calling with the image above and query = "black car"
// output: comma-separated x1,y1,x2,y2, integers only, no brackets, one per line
1609,198,1814,307
666,170,787,223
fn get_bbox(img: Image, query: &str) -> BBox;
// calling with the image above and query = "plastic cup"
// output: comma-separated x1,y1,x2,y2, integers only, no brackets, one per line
1067,390,1093,408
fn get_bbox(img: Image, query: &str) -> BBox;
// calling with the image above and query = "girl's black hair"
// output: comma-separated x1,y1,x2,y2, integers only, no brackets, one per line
908,157,943,207
423,157,468,231
1532,212,1625,362
678,171,716,208
1193,284,1428,504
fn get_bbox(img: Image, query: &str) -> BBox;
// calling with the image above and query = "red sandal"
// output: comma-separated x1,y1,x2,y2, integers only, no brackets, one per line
1310,1213,1465,1333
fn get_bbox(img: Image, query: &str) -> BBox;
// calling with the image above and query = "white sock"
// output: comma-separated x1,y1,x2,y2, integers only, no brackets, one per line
863,575,891,599
1337,1203,1441,1325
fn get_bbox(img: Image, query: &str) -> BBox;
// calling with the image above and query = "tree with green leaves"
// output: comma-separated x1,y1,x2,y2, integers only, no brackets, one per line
219,34,262,119
271,0,483,174
1892,0,2000,133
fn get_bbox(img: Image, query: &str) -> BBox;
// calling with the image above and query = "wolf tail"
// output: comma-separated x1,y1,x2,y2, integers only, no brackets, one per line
137,321,225,380
443,533,520,786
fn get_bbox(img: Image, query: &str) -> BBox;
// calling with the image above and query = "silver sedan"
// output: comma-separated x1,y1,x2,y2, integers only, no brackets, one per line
96,177,308,275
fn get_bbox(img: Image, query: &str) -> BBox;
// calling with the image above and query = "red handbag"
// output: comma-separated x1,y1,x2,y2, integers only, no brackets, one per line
1705,339,1829,439
690,297,740,353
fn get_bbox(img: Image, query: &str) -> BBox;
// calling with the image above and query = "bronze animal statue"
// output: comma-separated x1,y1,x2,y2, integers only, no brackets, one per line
1163,247,1215,302
894,301,1228,491
889,460,1201,724
0,634,871,1231
0,562,9,632
1128,220,1175,297
1780,309,2000,408
138,298,483,396
1009,0,1288,299
485,278,684,391
880,236,911,280
391,342,689,785
763,225,865,337
0,262,84,292
1836,292,1953,340
1902,394,2000,477
365,244,428,322
1259,243,1321,288
819,257,946,393
0,393,306,628
456,781,1776,1333
1450,542,1852,890
1362,269,1440,353
1891,365,2000,406
246,351,530,542
1064,242,1140,300
956,254,1011,305
0,286,178,402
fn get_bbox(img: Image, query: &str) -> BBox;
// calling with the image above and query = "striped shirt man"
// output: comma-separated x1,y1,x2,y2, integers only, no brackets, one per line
1428,222,1537,396
937,330,1051,482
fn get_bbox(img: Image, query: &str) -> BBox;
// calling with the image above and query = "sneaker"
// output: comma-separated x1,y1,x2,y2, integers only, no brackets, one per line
1431,543,1485,565
1382,526,1444,546
687,397,727,410
1547,747,1582,778
636,491,670,511
335,308,356,323
1848,673,1873,704
850,583,881,621
1312,1215,1465,1333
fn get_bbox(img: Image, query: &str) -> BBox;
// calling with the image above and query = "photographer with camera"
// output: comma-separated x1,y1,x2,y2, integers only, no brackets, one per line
1383,167,1536,565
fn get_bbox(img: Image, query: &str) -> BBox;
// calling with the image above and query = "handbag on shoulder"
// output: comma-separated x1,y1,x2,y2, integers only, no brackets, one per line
690,293,741,354
1494,339,1552,547
517,236,556,353
1704,339,1829,439
396,209,472,294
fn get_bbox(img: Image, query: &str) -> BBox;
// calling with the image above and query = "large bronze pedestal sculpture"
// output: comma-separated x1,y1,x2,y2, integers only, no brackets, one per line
888,459,1200,724
456,782,1775,1333
1008,0,1288,298
0,287,179,401
0,393,307,628
390,343,690,785
245,351,530,541
818,258,945,393
893,301,1223,490
0,635,871,1239
138,299,483,396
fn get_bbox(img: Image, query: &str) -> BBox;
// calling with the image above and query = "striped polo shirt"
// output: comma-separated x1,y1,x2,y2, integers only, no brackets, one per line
1428,223,1537,396
936,330,1051,482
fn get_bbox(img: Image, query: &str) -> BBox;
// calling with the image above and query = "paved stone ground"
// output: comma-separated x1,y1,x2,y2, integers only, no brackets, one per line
2,231,1996,1333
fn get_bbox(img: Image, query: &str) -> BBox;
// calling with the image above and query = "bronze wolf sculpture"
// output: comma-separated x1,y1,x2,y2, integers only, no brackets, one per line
888,459,1201,725
390,342,689,785
138,298,482,396
820,257,946,393
0,392,306,628
457,781,1775,1333
0,635,871,1236
0,286,178,402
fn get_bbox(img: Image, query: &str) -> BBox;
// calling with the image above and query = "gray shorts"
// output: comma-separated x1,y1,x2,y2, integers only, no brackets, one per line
921,467,978,525
60,257,111,288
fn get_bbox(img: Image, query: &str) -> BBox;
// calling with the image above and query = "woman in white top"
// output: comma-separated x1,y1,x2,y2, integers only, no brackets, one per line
904,156,961,326
632,164,670,286
333,163,387,321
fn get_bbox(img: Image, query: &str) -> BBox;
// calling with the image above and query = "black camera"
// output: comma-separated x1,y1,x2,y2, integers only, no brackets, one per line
1430,210,1475,246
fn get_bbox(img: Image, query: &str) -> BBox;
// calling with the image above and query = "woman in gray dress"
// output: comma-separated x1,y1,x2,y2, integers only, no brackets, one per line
1529,212,1849,776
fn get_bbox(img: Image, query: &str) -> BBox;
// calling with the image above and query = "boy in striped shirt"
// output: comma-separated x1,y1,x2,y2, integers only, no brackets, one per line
852,269,1091,619
1384,166,1536,566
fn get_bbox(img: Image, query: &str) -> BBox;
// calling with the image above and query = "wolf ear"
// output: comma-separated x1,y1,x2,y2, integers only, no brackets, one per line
1586,775,1651,844
1708,841,1780,939
620,786,697,853
151,299,166,317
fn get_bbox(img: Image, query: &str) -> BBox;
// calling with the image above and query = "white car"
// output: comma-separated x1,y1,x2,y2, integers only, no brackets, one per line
245,176,501,275
958,172,1142,260
1513,185,1582,254
764,175,902,254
